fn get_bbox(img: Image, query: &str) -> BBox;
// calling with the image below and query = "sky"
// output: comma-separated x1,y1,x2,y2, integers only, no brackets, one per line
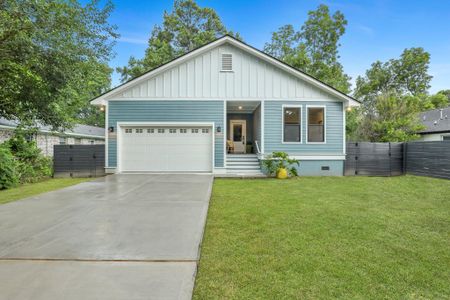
105,0,450,93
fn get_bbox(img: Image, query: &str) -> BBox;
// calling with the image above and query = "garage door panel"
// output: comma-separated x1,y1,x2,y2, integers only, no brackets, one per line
121,126,212,172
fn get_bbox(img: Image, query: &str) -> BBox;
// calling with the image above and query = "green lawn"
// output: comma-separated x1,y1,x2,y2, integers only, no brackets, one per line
193,176,450,299
0,178,92,205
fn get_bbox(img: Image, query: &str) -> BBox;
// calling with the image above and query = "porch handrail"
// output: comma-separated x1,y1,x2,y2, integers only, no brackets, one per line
254,140,261,154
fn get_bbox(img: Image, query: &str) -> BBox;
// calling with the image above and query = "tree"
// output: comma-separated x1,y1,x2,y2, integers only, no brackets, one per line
354,47,432,110
436,90,450,107
264,4,351,93
117,0,241,82
0,0,117,129
356,94,425,142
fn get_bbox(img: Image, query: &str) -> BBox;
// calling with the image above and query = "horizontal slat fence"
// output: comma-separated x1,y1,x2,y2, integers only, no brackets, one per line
405,141,450,180
54,145,105,178
345,142,404,176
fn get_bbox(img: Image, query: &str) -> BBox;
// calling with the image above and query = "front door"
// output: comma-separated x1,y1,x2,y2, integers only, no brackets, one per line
230,120,246,153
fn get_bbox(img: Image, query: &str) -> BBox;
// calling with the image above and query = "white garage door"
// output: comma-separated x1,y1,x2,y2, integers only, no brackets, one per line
120,126,213,172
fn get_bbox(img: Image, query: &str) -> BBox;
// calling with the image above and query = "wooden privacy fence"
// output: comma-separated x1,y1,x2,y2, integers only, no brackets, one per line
53,145,105,178
345,141,450,179
345,142,404,176
405,141,450,180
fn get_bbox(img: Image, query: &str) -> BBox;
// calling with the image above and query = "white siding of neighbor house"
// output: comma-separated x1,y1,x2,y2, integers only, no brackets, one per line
418,133,450,141
110,44,336,101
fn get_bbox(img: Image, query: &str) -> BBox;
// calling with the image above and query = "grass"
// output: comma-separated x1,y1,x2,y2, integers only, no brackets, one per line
193,176,450,299
0,178,92,205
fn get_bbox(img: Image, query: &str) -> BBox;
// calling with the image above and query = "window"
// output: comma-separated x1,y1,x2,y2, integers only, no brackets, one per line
59,137,66,145
192,128,199,133
307,107,325,143
169,128,176,133
90,140,95,145
443,135,450,141
180,129,187,133
221,53,233,71
158,128,165,133
283,106,301,142
147,128,154,133
125,128,132,133
202,128,209,133
75,138,81,145
135,129,143,133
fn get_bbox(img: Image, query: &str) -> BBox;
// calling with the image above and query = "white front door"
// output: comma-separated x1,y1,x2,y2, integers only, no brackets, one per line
230,120,246,153
120,126,213,172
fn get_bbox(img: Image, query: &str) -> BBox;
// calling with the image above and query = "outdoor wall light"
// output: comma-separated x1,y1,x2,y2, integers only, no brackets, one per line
108,126,114,133
100,106,105,112
238,106,243,110
217,126,222,133
346,106,352,112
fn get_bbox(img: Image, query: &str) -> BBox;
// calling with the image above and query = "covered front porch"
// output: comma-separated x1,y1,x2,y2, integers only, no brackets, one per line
222,101,265,177
225,101,262,155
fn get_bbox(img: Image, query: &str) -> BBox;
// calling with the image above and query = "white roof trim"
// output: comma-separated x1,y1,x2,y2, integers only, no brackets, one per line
91,36,359,106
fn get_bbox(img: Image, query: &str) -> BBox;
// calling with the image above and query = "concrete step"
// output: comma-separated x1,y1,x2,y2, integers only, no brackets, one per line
226,161,260,166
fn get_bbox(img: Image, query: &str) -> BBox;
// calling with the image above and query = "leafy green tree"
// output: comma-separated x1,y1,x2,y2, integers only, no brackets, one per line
357,94,425,142
264,4,351,93
436,90,450,107
354,47,432,111
0,0,117,129
427,93,448,109
117,0,241,82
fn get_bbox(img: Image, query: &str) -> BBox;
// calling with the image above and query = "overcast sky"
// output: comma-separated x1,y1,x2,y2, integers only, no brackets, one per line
105,0,450,93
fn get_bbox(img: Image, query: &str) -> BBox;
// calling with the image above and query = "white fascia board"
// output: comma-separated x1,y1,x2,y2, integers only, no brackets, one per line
0,124,103,139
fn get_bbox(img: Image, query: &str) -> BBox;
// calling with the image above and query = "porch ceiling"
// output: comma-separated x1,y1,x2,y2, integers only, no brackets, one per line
227,101,260,114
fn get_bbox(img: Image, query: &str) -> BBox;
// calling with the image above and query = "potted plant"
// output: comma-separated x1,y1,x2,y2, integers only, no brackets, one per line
262,152,299,179
246,141,253,153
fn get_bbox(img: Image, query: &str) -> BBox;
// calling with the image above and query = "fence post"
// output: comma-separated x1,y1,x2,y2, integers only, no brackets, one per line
403,142,407,175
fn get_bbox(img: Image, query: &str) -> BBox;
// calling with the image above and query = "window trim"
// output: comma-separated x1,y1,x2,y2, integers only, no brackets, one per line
306,105,327,144
281,104,302,144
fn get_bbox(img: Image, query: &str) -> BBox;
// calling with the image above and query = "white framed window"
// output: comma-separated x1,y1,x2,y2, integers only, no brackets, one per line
147,128,154,133
307,106,326,143
180,128,187,133
90,140,95,145
282,105,302,143
202,128,209,133
192,128,199,133
125,128,132,133
221,53,233,72
75,138,81,144
169,128,176,133
59,137,66,145
443,135,450,141
135,128,143,133
158,128,165,133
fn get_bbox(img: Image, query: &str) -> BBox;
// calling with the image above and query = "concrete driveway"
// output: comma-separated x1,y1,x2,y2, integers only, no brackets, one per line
0,174,213,300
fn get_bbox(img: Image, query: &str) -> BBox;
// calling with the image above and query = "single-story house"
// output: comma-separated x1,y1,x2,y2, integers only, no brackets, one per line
0,118,105,157
417,107,450,141
91,35,360,176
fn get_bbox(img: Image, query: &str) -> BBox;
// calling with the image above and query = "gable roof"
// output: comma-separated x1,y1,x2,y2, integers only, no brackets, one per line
91,35,360,106
418,106,450,134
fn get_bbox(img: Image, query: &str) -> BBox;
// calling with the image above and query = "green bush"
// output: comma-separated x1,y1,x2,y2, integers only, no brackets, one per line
262,151,300,177
0,145,19,189
4,130,53,184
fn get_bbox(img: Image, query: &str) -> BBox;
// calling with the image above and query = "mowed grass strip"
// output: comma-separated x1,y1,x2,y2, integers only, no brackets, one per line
193,176,450,299
0,178,92,205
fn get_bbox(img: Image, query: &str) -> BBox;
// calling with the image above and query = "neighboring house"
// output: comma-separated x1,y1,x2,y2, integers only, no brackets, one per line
90,35,360,176
417,107,450,141
0,118,105,157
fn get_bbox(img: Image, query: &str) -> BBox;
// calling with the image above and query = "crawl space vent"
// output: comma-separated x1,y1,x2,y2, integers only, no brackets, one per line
221,53,233,71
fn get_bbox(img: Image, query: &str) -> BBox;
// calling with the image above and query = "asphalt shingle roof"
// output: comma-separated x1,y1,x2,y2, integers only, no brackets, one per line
418,106,450,134
0,118,104,138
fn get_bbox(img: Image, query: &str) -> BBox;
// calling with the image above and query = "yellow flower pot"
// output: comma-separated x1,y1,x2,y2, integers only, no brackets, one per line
276,168,288,179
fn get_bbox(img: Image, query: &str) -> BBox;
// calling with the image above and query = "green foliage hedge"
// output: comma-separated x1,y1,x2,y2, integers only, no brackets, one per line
0,130,52,190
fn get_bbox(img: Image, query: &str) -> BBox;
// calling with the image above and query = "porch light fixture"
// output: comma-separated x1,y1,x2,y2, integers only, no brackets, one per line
238,106,243,110
108,126,114,133
346,106,352,112
100,106,105,112
217,126,222,133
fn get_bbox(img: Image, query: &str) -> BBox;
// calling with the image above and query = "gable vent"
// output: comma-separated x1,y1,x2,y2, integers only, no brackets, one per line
221,53,233,71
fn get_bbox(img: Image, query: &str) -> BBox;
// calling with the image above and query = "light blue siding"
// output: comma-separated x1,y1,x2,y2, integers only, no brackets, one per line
264,101,344,155
108,100,224,168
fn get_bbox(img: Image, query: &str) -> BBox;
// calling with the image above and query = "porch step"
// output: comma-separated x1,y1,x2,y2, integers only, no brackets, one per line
225,154,264,176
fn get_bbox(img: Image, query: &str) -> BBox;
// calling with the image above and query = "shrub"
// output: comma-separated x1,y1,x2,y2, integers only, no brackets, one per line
262,151,299,177
4,130,53,184
0,145,19,189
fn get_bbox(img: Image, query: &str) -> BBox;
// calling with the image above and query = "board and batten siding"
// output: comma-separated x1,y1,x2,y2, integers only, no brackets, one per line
109,44,332,101
108,101,224,168
264,101,344,155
